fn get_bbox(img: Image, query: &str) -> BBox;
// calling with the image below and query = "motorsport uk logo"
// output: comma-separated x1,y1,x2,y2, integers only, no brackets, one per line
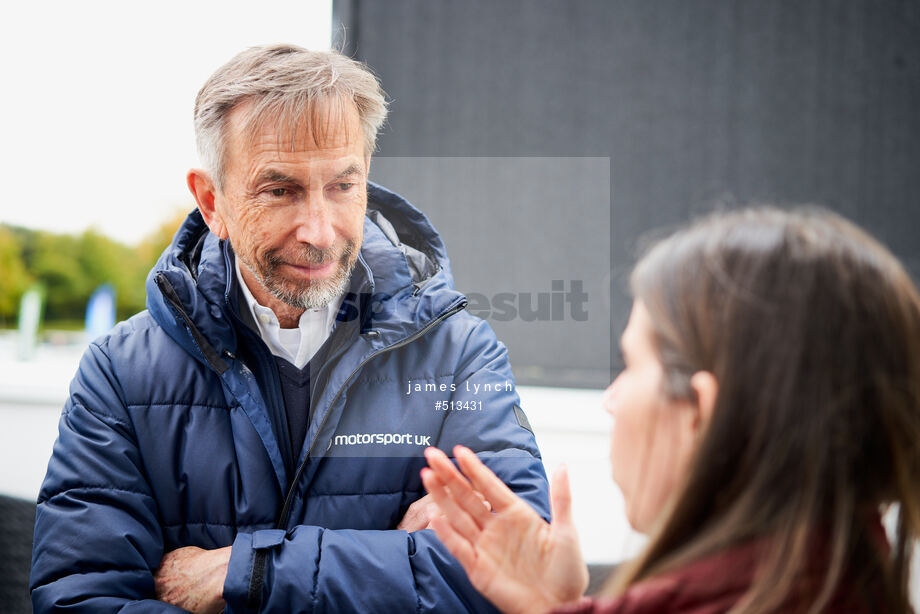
333,432,433,447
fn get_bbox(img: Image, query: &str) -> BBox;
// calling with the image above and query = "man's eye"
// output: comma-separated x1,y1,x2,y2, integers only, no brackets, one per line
270,188,287,197
335,183,355,192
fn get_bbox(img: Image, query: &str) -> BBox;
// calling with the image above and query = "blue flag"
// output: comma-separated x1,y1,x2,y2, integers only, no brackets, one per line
85,284,116,341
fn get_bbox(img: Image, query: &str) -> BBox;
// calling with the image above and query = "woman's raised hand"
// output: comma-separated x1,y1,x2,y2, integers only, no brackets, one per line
421,446,589,614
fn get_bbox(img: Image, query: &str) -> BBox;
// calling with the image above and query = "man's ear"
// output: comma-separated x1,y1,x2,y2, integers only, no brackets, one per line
187,169,228,239
689,371,718,434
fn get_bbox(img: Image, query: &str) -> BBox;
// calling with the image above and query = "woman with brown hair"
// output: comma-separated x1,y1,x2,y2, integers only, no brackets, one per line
421,207,920,613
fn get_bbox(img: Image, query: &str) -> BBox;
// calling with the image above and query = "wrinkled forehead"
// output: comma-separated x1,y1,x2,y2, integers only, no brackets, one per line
225,94,363,160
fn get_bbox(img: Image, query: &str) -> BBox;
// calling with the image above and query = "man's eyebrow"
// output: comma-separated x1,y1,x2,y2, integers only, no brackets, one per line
332,163,365,181
254,169,300,185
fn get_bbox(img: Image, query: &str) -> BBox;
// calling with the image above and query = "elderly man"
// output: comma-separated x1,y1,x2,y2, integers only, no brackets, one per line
30,45,549,613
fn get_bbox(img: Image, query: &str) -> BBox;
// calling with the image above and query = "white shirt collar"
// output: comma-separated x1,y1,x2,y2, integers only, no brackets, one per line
235,257,342,368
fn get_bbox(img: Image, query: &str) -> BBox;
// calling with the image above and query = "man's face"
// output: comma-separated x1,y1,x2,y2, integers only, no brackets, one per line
214,100,368,311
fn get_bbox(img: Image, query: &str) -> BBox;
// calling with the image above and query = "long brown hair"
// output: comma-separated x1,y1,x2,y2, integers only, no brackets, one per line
607,207,920,613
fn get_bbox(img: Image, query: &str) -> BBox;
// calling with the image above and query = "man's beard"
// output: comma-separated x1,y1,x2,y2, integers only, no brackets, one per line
242,241,357,311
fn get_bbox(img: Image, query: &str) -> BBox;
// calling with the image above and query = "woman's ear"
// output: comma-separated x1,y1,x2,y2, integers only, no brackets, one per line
187,168,229,239
689,371,718,434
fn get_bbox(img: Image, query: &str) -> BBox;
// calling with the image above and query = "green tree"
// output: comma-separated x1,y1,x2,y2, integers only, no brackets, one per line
29,231,89,322
0,226,33,325
0,208,191,328
129,209,190,318
76,229,146,321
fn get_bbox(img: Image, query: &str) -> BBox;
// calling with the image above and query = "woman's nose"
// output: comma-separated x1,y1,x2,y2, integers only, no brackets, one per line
602,380,618,416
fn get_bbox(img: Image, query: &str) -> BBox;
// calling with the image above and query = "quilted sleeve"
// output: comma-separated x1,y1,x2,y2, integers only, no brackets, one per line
30,341,183,613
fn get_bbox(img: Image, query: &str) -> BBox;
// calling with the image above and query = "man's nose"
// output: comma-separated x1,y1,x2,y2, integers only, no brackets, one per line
293,189,336,249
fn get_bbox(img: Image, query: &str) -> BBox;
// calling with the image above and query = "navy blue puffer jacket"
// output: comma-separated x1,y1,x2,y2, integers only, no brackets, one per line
30,183,550,613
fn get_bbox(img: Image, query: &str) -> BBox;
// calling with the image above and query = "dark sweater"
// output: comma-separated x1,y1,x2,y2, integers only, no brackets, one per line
274,356,312,465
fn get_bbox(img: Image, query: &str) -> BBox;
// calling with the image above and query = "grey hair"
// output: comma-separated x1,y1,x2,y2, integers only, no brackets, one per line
194,44,388,189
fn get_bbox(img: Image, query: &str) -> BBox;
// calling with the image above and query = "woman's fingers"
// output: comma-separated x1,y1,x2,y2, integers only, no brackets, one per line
424,447,492,526
421,468,483,542
549,464,575,529
424,446,466,483
429,514,478,572
453,446,519,512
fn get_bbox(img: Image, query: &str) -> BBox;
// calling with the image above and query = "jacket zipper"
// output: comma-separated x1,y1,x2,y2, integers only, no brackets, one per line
155,273,229,374
274,297,467,529
245,298,467,609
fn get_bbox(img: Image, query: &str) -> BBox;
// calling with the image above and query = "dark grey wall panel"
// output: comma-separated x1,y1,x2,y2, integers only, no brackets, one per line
370,157,611,387
335,0,920,388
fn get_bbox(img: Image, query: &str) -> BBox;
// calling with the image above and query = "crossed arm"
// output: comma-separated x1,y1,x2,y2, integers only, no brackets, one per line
152,497,438,612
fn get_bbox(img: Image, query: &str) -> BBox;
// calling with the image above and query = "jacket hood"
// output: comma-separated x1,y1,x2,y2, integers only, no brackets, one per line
145,182,465,372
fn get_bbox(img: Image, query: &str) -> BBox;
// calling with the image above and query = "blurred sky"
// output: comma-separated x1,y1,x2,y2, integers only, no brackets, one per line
0,0,332,244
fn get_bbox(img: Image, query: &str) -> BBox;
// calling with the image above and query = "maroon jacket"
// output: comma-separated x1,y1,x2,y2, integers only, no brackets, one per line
553,538,883,614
